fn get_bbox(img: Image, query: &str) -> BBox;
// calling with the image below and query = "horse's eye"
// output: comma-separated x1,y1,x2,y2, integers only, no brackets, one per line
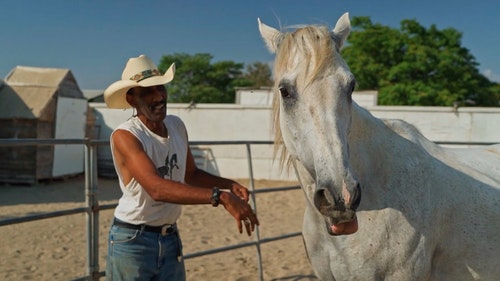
349,80,356,93
279,86,291,98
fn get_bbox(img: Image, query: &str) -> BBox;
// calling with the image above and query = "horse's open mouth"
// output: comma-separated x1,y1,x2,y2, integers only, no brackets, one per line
327,215,358,235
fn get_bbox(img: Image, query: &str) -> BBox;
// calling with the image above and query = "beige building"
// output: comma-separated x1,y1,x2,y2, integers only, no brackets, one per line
0,67,89,184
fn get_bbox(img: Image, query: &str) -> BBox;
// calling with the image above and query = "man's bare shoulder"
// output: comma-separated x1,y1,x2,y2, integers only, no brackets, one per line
112,129,143,151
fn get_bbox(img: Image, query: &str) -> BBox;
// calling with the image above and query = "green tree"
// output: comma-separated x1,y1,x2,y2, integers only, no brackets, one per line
158,53,252,103
244,62,273,87
342,17,498,106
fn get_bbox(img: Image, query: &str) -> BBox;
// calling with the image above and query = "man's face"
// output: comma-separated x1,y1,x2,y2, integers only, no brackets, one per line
128,85,167,122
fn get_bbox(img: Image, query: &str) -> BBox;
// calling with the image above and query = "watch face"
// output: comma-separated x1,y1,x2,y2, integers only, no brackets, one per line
211,187,220,207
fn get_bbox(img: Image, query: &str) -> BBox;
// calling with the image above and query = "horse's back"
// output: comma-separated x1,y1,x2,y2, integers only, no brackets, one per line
443,144,500,186
385,118,500,186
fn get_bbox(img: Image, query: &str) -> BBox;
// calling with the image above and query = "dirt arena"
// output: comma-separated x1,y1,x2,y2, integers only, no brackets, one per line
0,176,318,281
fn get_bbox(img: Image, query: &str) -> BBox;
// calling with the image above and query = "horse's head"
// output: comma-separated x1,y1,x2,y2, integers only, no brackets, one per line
259,13,361,235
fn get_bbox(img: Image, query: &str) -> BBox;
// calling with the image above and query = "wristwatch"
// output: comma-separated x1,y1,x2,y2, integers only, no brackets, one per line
211,187,221,207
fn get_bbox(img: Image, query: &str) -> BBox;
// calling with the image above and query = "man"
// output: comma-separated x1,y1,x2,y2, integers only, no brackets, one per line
104,54,259,281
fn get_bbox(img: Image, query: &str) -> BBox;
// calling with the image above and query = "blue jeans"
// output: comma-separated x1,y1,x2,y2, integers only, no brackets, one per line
106,221,185,281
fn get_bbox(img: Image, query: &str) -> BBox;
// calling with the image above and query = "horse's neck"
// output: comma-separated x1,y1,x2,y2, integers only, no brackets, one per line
349,103,387,149
347,104,416,209
350,103,432,152
350,103,443,157
348,103,404,182
348,103,442,195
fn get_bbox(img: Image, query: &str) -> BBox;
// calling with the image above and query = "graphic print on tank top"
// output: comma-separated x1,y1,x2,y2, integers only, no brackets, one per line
157,152,179,180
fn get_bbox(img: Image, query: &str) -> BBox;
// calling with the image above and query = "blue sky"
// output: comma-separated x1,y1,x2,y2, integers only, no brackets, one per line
1,0,499,90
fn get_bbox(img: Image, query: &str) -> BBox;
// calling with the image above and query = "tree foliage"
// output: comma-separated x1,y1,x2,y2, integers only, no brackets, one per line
244,62,273,87
342,17,499,106
158,53,253,103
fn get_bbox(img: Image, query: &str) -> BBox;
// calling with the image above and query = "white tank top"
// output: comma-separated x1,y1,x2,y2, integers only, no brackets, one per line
110,115,188,226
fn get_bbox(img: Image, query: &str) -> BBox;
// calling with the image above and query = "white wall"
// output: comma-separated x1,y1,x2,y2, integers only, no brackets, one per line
90,102,500,180
368,106,500,143
53,97,87,177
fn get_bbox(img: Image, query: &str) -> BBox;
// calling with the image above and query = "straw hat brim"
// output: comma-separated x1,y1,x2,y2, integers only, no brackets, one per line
104,63,175,109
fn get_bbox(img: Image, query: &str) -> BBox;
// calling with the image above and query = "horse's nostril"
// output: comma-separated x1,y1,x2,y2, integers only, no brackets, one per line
314,189,329,213
351,183,361,210
314,189,328,206
315,188,348,214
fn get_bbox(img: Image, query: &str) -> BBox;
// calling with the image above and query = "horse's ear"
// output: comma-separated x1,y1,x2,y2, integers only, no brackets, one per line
332,12,351,49
258,18,281,53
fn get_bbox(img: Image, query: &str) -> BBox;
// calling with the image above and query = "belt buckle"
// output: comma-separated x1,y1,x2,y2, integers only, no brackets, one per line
161,224,171,236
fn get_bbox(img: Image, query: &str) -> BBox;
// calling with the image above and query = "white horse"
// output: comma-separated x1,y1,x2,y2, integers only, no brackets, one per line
258,13,500,281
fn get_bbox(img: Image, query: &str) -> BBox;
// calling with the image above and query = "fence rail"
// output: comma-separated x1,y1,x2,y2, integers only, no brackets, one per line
0,138,497,281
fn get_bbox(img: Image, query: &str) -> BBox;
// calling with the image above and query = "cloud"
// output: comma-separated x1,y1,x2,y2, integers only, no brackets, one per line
482,69,500,83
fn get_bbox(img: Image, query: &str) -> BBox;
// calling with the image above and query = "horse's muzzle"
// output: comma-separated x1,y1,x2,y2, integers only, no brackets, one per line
314,182,361,224
314,183,361,235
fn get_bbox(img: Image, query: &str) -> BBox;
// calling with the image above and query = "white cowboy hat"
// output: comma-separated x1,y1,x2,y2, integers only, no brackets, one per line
104,54,175,109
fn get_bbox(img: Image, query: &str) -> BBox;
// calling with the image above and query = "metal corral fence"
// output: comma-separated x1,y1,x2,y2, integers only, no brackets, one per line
0,139,497,281
0,138,303,281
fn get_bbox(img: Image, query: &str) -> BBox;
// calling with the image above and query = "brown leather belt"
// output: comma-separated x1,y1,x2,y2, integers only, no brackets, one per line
113,218,176,235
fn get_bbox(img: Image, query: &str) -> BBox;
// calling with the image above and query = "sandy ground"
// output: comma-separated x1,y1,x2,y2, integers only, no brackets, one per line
0,175,318,281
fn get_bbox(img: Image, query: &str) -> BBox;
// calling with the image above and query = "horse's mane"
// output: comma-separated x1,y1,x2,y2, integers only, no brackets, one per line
271,25,337,170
